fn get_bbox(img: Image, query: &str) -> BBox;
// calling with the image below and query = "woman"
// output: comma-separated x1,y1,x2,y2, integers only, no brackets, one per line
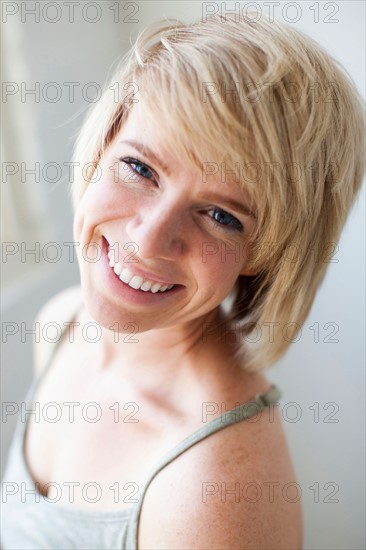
2,14,364,550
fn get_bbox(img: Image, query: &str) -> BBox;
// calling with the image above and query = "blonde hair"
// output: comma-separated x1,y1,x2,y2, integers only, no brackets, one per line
71,15,365,371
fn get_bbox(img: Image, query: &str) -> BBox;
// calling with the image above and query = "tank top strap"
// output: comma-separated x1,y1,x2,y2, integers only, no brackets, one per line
126,383,281,548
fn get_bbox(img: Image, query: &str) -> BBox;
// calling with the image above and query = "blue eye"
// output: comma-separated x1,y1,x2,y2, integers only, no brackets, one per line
121,157,154,180
209,208,244,232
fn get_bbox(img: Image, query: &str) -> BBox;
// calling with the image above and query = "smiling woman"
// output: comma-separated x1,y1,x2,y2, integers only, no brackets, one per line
73,100,260,336
1,12,364,550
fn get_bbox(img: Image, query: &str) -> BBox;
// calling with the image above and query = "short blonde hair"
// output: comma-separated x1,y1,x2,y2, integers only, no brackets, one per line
71,15,365,372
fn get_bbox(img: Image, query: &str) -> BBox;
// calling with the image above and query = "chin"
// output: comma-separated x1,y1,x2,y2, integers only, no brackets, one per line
81,286,153,336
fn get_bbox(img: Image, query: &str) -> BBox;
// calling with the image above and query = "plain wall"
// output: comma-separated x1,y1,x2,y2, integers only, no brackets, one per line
1,2,365,549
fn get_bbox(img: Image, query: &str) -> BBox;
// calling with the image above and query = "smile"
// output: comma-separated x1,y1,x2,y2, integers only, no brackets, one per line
107,248,175,293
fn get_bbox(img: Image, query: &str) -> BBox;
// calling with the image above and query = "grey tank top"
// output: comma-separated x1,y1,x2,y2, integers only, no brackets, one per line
1,304,281,550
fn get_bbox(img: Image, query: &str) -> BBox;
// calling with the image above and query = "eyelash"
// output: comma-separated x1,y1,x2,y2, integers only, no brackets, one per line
120,157,244,233
121,157,156,181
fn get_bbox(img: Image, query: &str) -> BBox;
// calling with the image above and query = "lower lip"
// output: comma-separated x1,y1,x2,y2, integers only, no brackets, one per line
100,237,183,305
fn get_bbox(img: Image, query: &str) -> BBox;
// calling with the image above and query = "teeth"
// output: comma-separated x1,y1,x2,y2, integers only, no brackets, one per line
113,262,123,276
107,246,175,293
150,283,162,293
129,275,144,289
120,268,133,284
140,281,152,291
108,249,117,263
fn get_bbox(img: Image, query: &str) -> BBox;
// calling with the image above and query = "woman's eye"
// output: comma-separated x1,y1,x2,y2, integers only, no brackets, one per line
208,208,244,232
120,157,155,181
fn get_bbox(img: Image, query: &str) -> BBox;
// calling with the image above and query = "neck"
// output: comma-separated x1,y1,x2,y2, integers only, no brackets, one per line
81,306,241,412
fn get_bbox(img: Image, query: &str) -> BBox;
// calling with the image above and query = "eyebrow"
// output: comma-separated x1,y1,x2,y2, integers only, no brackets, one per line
119,140,171,176
119,139,256,219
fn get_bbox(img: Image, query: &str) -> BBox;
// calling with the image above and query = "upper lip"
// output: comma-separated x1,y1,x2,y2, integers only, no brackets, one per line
104,237,180,286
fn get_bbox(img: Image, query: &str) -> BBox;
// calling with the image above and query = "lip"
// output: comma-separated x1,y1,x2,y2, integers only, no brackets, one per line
101,237,184,303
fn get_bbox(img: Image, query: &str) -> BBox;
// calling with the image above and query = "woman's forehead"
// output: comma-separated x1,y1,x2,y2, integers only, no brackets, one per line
115,101,242,177
115,106,240,184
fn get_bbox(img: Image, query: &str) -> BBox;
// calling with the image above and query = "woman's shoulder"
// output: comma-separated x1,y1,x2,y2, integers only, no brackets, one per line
33,285,82,375
138,388,303,549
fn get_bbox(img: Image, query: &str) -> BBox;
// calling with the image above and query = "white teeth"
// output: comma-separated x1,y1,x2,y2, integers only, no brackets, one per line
150,283,162,293
140,281,152,291
129,275,144,289
107,245,175,293
113,262,122,276
108,250,117,263
120,268,133,284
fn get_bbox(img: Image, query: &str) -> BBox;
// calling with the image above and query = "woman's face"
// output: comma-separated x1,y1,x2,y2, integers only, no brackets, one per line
73,102,257,333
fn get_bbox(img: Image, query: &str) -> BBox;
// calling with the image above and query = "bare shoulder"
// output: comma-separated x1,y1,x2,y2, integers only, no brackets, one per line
138,403,303,550
33,285,82,375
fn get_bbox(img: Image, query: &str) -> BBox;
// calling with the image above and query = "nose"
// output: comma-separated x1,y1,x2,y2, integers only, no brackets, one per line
125,199,185,261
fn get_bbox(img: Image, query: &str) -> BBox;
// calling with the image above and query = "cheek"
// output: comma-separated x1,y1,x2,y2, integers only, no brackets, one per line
196,251,241,299
73,180,126,239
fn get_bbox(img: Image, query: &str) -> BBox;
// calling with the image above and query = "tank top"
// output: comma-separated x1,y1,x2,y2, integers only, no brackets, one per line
1,302,281,549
